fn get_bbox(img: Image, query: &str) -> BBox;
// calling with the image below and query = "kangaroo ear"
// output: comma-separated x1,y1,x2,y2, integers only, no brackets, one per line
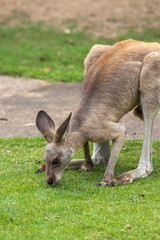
55,113,72,143
36,110,55,142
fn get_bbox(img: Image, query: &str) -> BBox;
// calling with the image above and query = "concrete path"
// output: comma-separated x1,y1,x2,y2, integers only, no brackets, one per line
0,75,160,140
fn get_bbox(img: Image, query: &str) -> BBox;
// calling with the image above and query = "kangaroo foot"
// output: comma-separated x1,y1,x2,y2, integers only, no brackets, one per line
96,173,134,187
111,173,134,186
110,167,153,186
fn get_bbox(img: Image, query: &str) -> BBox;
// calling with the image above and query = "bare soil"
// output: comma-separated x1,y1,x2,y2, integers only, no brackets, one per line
0,0,160,38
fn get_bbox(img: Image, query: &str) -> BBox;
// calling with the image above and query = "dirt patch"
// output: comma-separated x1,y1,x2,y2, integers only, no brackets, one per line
0,0,160,37
0,76,81,137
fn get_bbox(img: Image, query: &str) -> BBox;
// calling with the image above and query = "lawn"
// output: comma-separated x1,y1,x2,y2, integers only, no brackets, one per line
0,137,160,239
0,24,104,82
0,24,160,82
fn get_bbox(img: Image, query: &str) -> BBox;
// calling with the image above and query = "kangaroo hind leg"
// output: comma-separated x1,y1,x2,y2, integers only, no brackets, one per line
112,51,160,185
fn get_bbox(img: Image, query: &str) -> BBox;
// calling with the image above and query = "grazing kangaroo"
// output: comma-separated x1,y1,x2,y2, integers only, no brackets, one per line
36,39,160,186
36,44,111,174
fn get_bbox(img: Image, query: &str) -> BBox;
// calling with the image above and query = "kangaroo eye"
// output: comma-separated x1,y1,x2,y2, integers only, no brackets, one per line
52,157,59,165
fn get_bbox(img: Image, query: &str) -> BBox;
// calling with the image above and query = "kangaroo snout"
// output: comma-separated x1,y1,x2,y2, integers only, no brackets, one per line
46,176,61,186
47,178,53,185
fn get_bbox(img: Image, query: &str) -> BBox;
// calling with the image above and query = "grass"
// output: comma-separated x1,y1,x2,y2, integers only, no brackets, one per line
0,24,160,82
0,24,105,82
0,137,160,239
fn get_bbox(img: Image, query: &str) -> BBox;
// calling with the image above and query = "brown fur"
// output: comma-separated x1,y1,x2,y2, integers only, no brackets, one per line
84,44,111,74
36,39,160,186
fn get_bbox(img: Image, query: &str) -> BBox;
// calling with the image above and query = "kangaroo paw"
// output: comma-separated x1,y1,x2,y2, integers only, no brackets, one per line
78,163,93,172
35,164,46,174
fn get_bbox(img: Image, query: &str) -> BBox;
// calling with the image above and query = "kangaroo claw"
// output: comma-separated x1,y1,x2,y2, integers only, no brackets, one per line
77,164,92,172
35,164,46,174
95,179,115,187
35,168,41,174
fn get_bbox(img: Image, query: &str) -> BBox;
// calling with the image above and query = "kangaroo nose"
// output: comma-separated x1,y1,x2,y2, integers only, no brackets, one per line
47,178,53,185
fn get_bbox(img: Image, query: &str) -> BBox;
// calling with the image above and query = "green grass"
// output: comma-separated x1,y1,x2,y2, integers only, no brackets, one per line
0,24,160,82
0,24,105,82
0,137,160,239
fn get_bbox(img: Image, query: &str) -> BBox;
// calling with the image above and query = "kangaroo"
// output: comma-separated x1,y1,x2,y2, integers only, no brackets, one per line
36,39,160,186
35,44,111,174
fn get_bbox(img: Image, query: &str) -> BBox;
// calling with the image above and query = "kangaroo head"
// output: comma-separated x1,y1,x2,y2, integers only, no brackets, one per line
36,110,74,186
